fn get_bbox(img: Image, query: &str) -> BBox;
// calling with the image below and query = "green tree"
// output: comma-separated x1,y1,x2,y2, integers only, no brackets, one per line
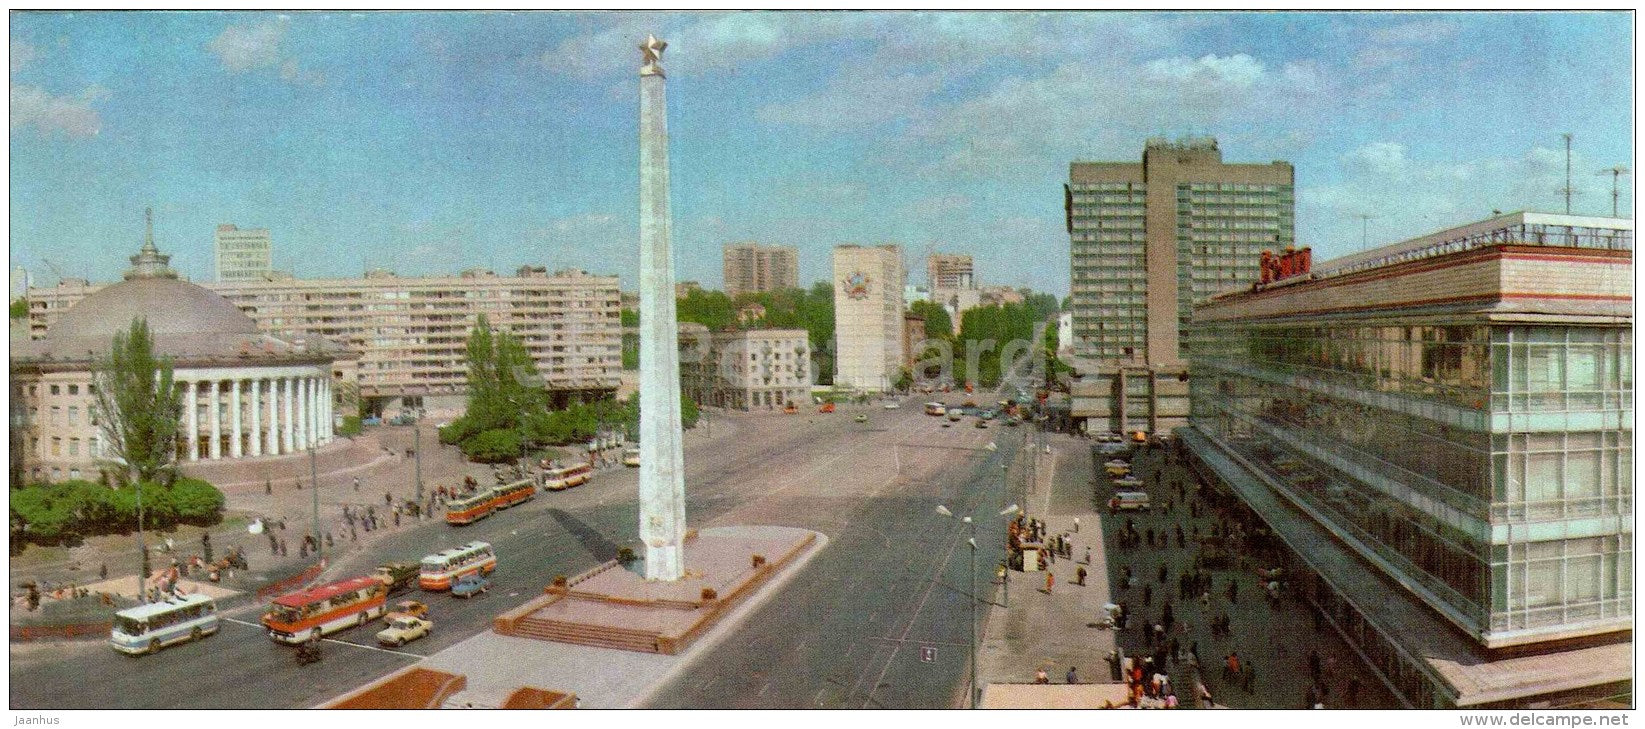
9,298,27,321
909,299,953,342
92,318,181,486
461,429,523,463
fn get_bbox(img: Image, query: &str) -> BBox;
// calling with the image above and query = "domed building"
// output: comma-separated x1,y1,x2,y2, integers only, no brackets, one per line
11,217,344,484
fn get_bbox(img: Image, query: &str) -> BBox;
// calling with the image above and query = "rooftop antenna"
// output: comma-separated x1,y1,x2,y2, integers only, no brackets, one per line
1596,166,1630,217
1558,133,1575,214
1353,213,1378,249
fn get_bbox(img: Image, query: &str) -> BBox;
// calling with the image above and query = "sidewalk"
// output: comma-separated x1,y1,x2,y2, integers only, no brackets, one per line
978,433,1120,697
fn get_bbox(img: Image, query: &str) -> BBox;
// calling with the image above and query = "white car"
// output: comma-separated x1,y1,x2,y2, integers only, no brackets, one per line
376,616,432,647
883,402,901,410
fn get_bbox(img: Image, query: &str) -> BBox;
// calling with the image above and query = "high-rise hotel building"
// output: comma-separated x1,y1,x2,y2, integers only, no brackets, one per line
1183,212,1632,708
1066,138,1293,434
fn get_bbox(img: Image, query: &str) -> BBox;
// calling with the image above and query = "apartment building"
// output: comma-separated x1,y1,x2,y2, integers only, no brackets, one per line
214,224,274,282
723,242,799,298
28,265,622,410
833,244,906,391
678,325,811,411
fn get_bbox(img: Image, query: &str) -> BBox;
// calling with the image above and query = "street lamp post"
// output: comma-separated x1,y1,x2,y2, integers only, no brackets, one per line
967,536,977,709
135,478,147,603
414,425,423,503
936,502,1019,709
309,444,321,566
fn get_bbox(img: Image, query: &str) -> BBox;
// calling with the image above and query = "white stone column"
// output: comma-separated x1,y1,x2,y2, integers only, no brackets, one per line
283,377,294,455
185,381,198,462
230,379,243,459
267,378,280,455
637,35,687,581
299,377,311,450
250,379,262,457
207,380,221,460
320,378,331,444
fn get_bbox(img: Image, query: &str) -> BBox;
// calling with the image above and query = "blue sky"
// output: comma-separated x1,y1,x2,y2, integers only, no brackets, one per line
9,11,1634,295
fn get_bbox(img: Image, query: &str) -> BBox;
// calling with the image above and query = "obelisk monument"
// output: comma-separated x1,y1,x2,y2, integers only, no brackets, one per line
636,34,687,581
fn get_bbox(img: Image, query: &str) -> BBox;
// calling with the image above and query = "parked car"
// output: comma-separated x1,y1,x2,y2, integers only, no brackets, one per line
883,401,901,410
818,402,836,414
947,410,964,422
622,448,641,467
451,574,490,599
973,419,988,429
386,599,429,621
1108,491,1152,513
376,616,432,646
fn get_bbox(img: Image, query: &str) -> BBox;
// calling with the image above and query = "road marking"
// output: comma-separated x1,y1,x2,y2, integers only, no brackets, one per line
222,617,423,658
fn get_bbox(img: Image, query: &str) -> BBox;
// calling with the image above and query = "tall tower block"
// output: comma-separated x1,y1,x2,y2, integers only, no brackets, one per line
636,34,687,581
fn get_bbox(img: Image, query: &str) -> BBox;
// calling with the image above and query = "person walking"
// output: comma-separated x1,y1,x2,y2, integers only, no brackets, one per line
1034,668,1049,685
385,492,393,507
1107,650,1122,681
265,480,272,495
1066,666,1079,685
1083,546,1092,565
353,477,361,492
1073,517,1080,533
1045,571,1054,593
1076,565,1087,586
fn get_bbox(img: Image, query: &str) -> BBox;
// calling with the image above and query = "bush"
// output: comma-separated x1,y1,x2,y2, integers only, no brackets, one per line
9,478,225,549
439,415,481,446
338,415,363,437
617,547,636,563
461,428,522,463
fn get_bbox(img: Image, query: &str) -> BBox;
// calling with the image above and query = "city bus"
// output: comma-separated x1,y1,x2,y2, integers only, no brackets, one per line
445,488,495,526
109,593,219,655
488,478,536,511
262,576,388,644
541,463,593,491
924,402,947,416
419,541,497,591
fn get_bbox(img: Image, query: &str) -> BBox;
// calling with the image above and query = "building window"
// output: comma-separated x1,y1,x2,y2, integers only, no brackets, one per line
50,385,59,395
51,437,61,456
67,406,78,426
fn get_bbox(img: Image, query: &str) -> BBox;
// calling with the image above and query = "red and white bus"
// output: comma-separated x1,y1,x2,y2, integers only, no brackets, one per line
541,463,593,491
419,541,497,591
488,479,536,510
445,489,494,526
261,576,388,644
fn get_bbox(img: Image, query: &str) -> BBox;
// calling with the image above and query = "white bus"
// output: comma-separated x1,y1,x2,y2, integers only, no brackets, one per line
109,593,220,655
419,540,498,591
541,463,593,491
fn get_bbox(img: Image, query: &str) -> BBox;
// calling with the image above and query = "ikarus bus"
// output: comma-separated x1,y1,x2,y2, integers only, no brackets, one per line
109,593,220,655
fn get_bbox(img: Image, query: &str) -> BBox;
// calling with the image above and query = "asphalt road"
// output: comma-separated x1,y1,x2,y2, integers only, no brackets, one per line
11,395,1025,710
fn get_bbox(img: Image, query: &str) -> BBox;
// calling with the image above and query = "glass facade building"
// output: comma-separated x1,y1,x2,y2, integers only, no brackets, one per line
1184,212,1632,707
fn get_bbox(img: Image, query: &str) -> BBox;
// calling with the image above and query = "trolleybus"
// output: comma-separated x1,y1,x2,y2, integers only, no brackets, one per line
541,463,593,491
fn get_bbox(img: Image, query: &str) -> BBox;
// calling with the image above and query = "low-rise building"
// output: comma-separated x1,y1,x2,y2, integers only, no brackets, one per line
1182,211,1633,708
679,326,810,411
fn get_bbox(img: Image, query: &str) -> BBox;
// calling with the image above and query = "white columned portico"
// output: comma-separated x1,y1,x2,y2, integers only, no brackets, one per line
185,380,198,461
207,380,221,460
230,379,243,458
283,377,294,454
268,377,281,455
322,378,332,443
250,379,262,457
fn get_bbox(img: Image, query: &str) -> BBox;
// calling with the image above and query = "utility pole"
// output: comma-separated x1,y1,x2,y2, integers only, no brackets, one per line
1597,166,1631,217
310,444,321,566
414,425,423,502
135,478,147,603
1560,133,1575,214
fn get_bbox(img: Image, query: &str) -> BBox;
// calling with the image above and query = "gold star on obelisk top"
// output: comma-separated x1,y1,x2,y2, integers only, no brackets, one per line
639,34,667,77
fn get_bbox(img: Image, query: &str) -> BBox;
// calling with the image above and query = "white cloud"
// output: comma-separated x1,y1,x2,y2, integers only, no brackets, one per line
10,84,106,138
208,18,322,86
1146,53,1267,88
208,19,287,72
756,64,945,130
10,40,39,73
539,13,850,80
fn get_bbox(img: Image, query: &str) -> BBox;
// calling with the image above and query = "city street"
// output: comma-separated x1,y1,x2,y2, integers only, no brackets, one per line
10,395,1021,710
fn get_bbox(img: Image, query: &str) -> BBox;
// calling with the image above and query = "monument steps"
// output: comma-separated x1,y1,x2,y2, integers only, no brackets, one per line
512,615,664,654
